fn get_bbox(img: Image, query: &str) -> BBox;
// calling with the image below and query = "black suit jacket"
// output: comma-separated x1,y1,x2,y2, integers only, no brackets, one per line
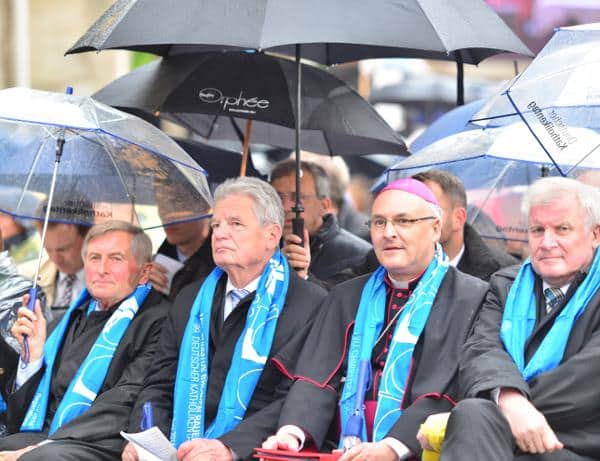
128,270,327,459
457,224,519,281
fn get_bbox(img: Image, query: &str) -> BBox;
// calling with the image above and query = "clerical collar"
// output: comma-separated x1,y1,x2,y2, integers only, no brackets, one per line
385,272,422,290
449,245,465,267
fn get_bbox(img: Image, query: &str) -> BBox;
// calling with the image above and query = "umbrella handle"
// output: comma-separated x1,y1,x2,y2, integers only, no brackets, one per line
292,217,304,246
21,286,39,365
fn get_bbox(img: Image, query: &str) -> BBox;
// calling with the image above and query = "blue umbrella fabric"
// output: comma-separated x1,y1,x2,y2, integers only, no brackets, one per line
410,99,486,152
0,87,212,230
470,23,600,176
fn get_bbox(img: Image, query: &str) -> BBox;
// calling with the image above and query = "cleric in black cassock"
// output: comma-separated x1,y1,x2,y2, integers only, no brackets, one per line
121,177,327,461
0,221,170,461
426,178,600,461
263,178,488,461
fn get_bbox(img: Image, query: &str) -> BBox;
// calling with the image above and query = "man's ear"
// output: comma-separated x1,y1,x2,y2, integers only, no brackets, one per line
454,206,467,230
320,197,333,215
139,262,152,284
592,224,600,249
265,223,283,250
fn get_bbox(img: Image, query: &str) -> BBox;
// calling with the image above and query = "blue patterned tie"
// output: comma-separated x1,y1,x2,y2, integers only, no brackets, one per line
543,287,564,314
226,288,250,320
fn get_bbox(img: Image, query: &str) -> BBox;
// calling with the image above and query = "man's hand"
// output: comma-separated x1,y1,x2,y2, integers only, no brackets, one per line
261,432,302,452
177,438,232,461
498,388,563,454
121,442,140,461
147,262,169,294
0,445,36,460
339,442,397,461
11,295,46,362
282,230,310,279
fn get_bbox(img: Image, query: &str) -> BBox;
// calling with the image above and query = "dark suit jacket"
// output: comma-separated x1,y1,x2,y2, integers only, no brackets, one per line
457,223,519,281
460,266,600,459
4,289,170,450
128,270,327,460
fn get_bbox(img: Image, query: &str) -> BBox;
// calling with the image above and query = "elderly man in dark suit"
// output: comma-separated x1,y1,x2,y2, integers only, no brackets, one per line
424,177,600,461
122,177,327,461
0,220,170,461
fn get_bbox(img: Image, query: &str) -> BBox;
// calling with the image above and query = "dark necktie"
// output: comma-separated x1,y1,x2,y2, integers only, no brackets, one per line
58,273,77,307
543,287,564,314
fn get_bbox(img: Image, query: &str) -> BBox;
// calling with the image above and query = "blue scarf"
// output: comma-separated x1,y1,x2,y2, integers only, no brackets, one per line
170,249,289,447
339,245,449,443
21,284,151,434
501,249,600,382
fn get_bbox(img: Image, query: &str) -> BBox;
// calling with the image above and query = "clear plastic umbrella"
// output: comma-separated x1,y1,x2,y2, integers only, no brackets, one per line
470,23,600,175
0,87,213,361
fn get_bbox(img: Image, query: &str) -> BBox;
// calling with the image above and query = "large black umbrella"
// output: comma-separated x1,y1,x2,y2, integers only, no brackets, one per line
70,0,530,244
93,51,407,163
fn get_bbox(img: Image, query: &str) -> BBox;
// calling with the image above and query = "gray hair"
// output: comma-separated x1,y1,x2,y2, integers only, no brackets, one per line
270,159,331,200
522,177,600,229
82,220,152,267
213,177,284,229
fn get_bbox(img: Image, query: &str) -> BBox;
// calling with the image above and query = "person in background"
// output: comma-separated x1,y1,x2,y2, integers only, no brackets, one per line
413,169,518,281
270,159,371,286
148,183,214,301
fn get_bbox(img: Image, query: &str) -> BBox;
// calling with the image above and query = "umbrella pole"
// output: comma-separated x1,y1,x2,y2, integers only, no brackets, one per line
292,44,305,244
239,119,253,177
456,54,464,106
22,130,66,364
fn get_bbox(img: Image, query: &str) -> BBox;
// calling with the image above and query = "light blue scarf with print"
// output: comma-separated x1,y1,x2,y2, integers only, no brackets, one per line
21,283,151,434
339,245,449,444
501,249,600,382
170,249,289,447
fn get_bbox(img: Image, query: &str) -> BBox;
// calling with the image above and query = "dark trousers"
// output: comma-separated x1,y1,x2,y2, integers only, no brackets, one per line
0,431,121,461
439,399,596,461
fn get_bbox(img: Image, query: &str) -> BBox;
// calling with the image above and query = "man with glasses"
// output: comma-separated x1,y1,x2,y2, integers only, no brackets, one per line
262,178,488,461
270,160,371,286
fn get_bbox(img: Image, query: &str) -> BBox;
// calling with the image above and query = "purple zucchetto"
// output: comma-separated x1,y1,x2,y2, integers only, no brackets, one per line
379,178,440,207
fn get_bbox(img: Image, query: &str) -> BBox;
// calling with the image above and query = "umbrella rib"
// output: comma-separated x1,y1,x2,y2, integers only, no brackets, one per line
18,128,55,212
92,130,138,215
505,91,566,177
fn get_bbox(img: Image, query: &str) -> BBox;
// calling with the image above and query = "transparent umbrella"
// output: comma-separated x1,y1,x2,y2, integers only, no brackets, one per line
0,87,213,361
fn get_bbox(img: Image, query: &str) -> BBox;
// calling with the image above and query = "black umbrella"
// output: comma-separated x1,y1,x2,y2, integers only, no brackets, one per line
70,0,531,243
93,51,407,164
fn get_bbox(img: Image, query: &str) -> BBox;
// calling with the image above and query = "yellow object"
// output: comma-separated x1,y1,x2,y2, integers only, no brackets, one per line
420,412,450,461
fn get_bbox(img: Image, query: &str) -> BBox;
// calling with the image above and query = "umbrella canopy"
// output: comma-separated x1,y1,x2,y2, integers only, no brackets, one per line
174,137,266,189
383,124,600,257
67,0,531,66
0,87,212,230
93,52,408,157
470,23,600,175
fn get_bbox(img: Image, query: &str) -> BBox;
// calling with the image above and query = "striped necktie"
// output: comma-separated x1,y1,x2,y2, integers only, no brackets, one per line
225,288,250,320
543,287,564,314
57,273,77,307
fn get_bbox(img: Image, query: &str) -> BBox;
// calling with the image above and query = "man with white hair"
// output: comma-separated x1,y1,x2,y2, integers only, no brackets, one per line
121,177,327,461
427,177,600,461
263,178,488,461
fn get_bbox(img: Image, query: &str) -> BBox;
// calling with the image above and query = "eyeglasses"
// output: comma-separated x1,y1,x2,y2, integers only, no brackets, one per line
366,216,437,232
